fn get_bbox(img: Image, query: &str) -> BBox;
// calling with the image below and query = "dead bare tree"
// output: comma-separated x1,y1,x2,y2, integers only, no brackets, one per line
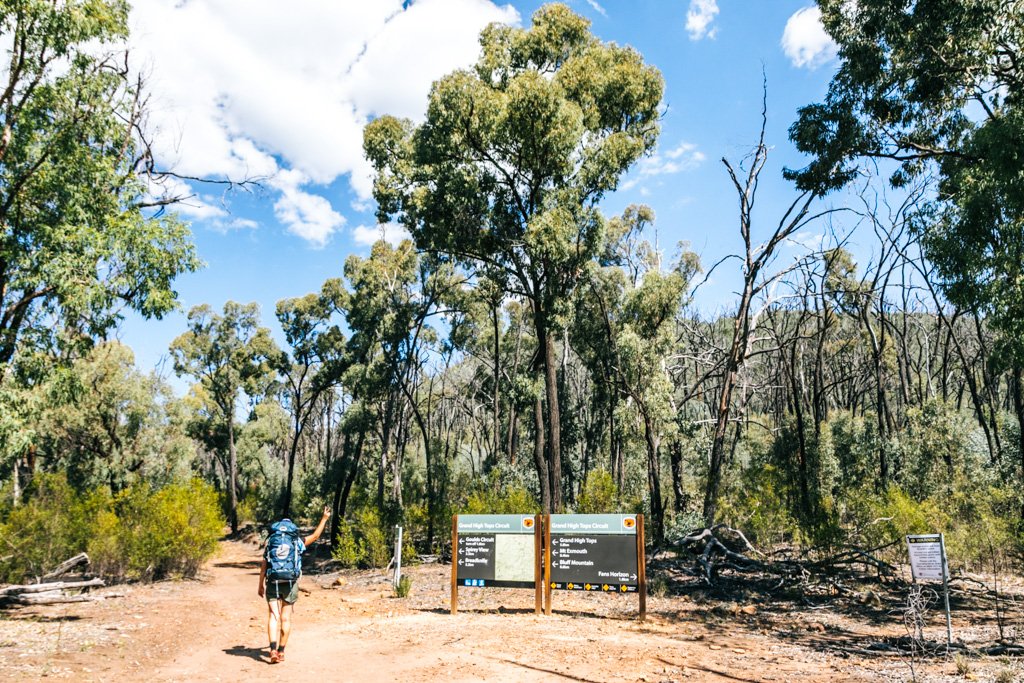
701,91,827,524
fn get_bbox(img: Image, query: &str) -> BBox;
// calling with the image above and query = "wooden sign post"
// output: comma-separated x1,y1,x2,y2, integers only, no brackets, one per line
545,513,646,621
450,514,542,615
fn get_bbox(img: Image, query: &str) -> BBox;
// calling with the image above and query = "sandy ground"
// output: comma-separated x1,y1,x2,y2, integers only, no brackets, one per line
1,539,1021,682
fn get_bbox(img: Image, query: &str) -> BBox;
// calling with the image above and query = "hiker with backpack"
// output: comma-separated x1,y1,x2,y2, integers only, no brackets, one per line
258,505,331,664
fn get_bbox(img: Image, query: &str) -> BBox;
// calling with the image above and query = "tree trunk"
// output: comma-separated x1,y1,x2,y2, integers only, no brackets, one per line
669,441,686,514
329,431,351,543
641,410,665,545
227,409,239,533
11,455,19,507
505,406,518,466
282,420,302,518
788,341,813,522
702,288,750,525
378,396,395,510
338,431,366,520
533,395,551,513
392,407,407,508
1014,367,1024,478
542,327,562,512
492,302,502,468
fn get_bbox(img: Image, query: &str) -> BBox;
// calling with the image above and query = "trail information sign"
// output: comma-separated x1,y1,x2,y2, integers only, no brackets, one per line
906,534,947,581
545,514,646,620
906,533,953,646
450,514,541,615
456,515,536,588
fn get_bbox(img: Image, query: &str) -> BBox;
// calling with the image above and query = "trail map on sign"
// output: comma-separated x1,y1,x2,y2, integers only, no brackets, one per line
456,515,536,588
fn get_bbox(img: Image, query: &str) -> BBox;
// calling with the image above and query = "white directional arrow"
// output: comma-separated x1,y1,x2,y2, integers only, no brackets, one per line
630,573,638,580
458,560,464,565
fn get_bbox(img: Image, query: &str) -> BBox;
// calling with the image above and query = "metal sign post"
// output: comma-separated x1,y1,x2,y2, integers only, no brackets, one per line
393,525,403,590
906,533,953,648
450,516,458,614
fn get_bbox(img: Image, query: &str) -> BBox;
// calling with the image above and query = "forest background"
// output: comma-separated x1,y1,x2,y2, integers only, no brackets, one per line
1,0,1023,585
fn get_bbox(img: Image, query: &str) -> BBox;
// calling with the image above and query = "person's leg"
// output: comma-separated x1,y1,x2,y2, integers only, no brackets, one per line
278,601,294,655
267,598,282,661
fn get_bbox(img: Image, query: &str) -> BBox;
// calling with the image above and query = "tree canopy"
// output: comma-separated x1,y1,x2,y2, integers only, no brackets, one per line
0,0,200,372
364,3,663,512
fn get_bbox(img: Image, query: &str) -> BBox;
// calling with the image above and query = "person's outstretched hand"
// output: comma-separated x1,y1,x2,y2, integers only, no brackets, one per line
322,505,331,520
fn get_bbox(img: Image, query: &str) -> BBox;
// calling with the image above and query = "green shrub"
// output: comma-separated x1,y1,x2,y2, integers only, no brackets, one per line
577,469,618,513
0,473,86,582
462,470,537,515
718,464,803,547
355,506,391,568
394,575,412,598
843,487,950,560
0,474,223,584
331,504,393,569
331,518,364,568
114,479,223,580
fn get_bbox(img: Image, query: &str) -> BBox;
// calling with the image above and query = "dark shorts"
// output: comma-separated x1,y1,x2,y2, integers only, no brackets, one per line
265,579,299,604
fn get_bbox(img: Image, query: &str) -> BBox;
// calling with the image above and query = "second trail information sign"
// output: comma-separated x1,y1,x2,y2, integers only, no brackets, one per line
545,514,646,620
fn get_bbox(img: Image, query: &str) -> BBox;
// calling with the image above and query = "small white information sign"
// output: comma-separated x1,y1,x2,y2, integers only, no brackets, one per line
906,534,946,582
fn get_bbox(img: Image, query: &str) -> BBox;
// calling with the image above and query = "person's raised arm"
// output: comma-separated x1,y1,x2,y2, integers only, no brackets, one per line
304,506,331,547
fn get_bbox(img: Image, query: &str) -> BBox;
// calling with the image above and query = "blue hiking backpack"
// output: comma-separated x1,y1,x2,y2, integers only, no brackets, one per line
265,519,302,581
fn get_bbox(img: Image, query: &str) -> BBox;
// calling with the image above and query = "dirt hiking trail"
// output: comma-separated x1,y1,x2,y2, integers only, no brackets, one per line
0,539,986,681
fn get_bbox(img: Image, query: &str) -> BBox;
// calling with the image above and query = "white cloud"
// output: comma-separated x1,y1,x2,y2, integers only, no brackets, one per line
584,0,607,18
788,230,824,248
781,6,838,69
129,0,520,244
622,141,706,190
686,0,719,40
353,223,412,247
209,217,259,233
272,169,345,247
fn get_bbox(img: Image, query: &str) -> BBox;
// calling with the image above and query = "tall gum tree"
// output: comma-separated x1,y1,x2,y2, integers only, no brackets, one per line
274,292,347,518
170,302,279,533
364,3,663,512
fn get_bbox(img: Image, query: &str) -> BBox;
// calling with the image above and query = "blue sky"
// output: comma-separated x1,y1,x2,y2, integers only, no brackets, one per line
118,0,845,381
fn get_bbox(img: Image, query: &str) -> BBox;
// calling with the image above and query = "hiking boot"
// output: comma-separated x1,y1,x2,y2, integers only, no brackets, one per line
269,650,280,664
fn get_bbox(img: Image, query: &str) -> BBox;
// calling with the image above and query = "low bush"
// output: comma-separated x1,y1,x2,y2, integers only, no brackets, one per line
576,469,618,513
330,504,393,569
113,479,223,580
0,473,224,584
461,469,538,515
394,575,412,598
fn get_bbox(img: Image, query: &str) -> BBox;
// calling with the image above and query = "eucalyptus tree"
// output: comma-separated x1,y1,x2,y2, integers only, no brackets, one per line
35,341,195,491
702,106,826,524
339,239,459,520
575,206,697,541
170,302,279,532
364,4,663,512
0,0,199,372
275,293,347,517
788,0,1024,463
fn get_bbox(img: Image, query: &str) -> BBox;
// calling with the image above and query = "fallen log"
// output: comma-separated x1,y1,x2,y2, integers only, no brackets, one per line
677,526,805,584
1,591,124,607
0,578,104,597
42,553,90,580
